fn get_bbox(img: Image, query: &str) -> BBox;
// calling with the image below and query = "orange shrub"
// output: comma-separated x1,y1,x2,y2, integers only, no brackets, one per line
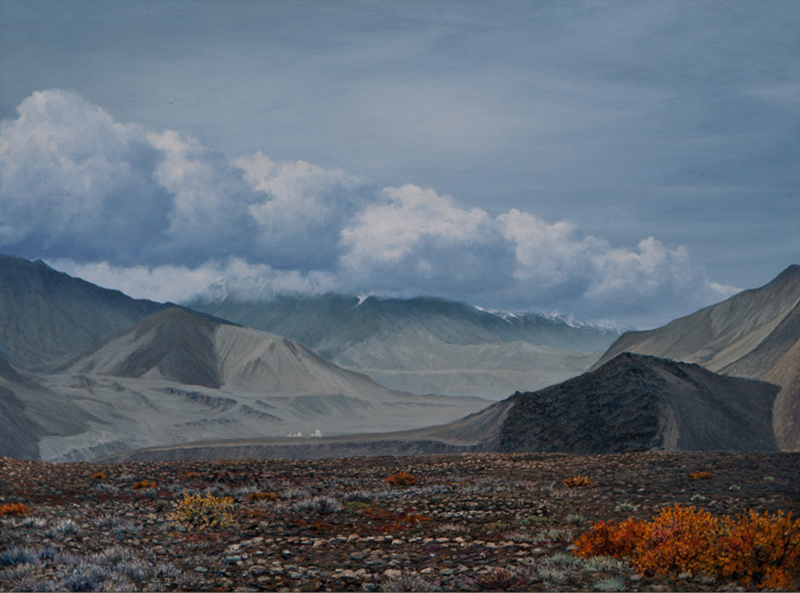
563,475,593,488
632,504,720,576
248,492,278,501
574,504,800,590
574,517,651,558
717,509,800,590
92,472,106,480
132,480,156,490
384,472,417,486
185,472,201,479
0,503,32,516
689,472,712,480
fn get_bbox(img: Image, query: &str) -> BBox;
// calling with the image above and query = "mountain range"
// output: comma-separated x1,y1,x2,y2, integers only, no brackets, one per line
1,255,798,461
104,264,800,461
0,257,489,461
187,294,621,398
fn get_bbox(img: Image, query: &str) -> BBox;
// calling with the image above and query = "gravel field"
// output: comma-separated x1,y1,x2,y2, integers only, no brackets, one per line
1,452,798,592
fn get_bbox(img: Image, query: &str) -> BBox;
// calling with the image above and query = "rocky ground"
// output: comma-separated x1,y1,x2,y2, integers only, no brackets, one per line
0,452,798,592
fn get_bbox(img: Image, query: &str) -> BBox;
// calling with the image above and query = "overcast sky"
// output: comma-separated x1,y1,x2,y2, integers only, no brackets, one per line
1,0,798,327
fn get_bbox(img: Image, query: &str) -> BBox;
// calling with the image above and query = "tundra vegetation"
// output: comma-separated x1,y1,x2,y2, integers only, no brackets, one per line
1,452,798,591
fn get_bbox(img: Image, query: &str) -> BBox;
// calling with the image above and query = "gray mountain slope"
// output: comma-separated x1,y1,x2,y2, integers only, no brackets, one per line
594,265,800,372
72,308,226,388
187,294,619,397
763,340,800,450
0,256,169,370
0,354,91,459
592,265,800,450
21,308,490,462
720,300,800,379
101,353,779,462
189,294,621,355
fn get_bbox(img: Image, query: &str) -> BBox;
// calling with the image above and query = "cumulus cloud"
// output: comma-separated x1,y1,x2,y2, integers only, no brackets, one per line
0,90,364,269
0,89,171,263
337,192,736,324
340,184,516,296
2,90,737,327
234,151,366,268
495,209,737,322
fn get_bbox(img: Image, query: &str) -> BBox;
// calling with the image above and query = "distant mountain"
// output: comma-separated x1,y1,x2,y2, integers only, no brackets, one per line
0,256,168,370
23,307,490,461
102,352,780,462
594,265,800,450
187,294,622,398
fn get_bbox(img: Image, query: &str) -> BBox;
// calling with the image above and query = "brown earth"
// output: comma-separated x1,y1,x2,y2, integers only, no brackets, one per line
1,452,798,592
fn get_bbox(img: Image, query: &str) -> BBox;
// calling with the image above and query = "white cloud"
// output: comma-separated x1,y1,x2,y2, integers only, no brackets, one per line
0,89,169,262
0,90,364,269
148,129,251,257
339,184,516,296
2,90,738,327
235,151,366,268
48,258,335,304
496,208,736,322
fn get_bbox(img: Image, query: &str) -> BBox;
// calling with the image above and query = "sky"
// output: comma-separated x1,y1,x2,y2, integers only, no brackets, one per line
0,0,798,328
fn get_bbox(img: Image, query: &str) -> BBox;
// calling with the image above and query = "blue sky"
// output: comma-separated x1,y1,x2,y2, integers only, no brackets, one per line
0,0,798,327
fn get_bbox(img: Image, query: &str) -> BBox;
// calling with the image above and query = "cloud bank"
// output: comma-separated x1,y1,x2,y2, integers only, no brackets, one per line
0,90,736,327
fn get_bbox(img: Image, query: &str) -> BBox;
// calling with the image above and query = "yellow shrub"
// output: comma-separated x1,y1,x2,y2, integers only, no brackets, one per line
689,472,712,480
248,491,278,501
0,503,32,516
168,493,234,530
132,480,156,490
563,475,593,488
631,504,720,576
717,509,800,590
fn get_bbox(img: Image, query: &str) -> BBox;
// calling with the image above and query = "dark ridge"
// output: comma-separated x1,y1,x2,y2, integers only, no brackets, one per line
161,387,238,410
498,353,779,454
238,404,283,422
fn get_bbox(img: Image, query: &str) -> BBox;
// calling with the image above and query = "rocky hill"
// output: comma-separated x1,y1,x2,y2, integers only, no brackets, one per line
495,353,779,454
594,265,800,450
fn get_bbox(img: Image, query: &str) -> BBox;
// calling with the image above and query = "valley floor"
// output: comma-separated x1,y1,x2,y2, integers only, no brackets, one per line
1,452,798,592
